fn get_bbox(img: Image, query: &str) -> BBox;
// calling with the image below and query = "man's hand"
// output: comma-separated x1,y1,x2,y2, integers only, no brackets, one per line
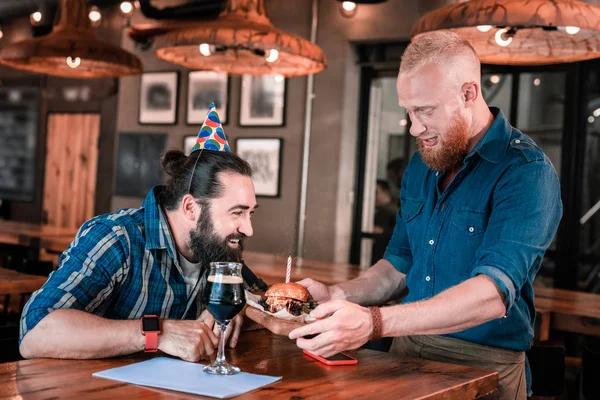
288,300,373,358
296,278,332,303
199,309,243,348
158,319,219,362
213,314,244,348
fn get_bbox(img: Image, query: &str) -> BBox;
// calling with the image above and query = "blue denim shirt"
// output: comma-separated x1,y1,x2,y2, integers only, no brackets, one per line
384,108,562,352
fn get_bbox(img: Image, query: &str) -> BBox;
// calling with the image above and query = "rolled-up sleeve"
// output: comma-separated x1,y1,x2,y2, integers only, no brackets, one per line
471,160,562,314
19,220,130,343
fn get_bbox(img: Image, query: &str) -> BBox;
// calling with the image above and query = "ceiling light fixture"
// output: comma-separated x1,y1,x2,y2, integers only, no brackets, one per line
119,1,134,17
494,28,514,47
0,0,142,78
412,0,600,65
154,0,326,77
88,5,102,27
66,56,81,68
30,11,43,26
340,2,357,18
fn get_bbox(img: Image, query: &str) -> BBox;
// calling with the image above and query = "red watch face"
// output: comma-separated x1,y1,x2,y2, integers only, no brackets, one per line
142,316,160,332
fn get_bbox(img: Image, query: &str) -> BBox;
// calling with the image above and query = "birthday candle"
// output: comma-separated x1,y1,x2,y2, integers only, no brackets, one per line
286,255,292,283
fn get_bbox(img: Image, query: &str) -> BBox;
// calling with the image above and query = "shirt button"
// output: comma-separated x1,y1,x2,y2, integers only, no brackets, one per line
425,276,431,282
515,139,521,144
468,226,475,233
429,239,434,245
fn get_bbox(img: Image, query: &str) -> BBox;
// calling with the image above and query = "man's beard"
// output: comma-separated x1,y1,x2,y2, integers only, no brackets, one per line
189,207,245,267
417,112,470,171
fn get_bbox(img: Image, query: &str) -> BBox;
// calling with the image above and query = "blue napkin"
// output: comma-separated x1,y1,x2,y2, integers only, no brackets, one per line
93,357,281,399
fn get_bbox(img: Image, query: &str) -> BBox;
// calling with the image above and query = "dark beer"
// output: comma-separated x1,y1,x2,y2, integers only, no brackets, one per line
203,275,245,323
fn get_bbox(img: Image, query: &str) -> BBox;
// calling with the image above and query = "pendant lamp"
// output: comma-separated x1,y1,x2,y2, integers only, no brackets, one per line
154,0,326,77
0,0,142,78
412,0,600,65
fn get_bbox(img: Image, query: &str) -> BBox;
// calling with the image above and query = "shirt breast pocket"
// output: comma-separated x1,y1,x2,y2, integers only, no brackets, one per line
401,198,424,222
450,209,489,268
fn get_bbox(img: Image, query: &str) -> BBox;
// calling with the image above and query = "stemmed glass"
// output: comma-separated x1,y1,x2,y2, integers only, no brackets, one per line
202,261,246,375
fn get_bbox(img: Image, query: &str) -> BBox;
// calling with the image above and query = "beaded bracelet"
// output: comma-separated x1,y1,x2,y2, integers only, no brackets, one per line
368,306,383,341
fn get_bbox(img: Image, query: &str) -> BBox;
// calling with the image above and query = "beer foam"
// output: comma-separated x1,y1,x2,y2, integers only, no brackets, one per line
208,275,243,284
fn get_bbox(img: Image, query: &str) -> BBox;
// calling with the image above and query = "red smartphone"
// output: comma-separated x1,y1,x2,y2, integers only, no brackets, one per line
303,350,358,366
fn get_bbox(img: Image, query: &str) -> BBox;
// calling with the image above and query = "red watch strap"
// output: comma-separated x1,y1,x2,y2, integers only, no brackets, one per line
145,331,159,352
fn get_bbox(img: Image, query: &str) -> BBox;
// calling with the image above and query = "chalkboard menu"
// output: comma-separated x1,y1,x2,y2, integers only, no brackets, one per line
0,86,40,202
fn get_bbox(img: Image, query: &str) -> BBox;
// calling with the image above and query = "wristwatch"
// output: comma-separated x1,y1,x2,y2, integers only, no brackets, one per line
141,315,161,352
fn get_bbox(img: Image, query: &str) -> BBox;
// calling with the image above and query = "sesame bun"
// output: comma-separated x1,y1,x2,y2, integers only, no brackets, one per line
265,282,310,302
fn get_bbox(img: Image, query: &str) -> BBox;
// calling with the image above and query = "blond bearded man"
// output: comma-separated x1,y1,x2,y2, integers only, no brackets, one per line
290,30,562,399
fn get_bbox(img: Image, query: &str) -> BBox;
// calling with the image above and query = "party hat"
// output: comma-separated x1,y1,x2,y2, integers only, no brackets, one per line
190,103,230,154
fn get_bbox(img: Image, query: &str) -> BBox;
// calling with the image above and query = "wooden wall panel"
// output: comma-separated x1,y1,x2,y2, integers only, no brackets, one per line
44,114,100,230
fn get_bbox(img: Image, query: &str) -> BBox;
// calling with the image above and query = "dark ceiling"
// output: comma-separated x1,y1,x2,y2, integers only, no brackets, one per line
0,0,225,23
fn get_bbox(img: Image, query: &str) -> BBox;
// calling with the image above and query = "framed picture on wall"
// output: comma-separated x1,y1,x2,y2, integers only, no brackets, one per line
183,135,197,156
235,137,282,197
138,71,179,125
187,71,229,125
239,75,286,126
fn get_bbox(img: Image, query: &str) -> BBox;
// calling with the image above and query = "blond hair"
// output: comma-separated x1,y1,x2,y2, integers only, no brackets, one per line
400,30,480,78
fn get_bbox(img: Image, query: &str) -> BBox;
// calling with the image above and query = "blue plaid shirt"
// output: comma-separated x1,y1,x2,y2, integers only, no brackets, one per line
384,108,562,352
20,186,267,343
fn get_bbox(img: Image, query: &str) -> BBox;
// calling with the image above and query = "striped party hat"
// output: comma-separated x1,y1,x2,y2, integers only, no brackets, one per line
190,103,230,154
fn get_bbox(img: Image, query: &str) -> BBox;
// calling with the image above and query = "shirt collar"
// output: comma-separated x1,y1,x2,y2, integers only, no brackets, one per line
465,107,511,164
143,185,178,260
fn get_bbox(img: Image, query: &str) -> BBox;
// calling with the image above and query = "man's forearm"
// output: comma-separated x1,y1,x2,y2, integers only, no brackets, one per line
330,259,406,306
20,309,144,359
380,275,507,337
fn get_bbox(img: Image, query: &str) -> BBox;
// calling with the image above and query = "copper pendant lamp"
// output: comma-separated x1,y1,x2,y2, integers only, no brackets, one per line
0,0,142,78
154,0,327,77
412,0,600,66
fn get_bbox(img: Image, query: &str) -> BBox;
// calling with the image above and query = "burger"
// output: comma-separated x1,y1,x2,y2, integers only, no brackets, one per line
262,282,316,316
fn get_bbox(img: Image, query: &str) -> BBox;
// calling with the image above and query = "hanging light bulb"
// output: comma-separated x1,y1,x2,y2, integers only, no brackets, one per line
533,78,541,86
266,49,279,63
565,26,580,35
477,25,493,32
340,1,358,18
119,1,134,17
495,28,513,47
490,75,500,84
66,56,81,68
88,6,102,27
30,11,43,26
199,43,212,56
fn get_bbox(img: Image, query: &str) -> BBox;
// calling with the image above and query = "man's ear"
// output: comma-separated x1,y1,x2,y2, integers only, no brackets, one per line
462,81,479,107
180,194,200,221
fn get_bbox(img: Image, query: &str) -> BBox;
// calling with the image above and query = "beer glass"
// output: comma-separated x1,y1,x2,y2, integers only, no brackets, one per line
202,261,246,375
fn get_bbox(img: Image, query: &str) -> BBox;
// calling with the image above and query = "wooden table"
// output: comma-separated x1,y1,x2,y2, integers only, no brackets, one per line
0,329,498,399
534,285,600,337
0,220,77,254
0,267,48,296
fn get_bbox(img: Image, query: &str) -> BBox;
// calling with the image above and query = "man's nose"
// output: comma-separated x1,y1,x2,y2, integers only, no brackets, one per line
238,216,253,238
409,118,426,137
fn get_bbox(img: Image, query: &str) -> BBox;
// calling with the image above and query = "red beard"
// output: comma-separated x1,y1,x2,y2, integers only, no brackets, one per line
417,112,470,171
